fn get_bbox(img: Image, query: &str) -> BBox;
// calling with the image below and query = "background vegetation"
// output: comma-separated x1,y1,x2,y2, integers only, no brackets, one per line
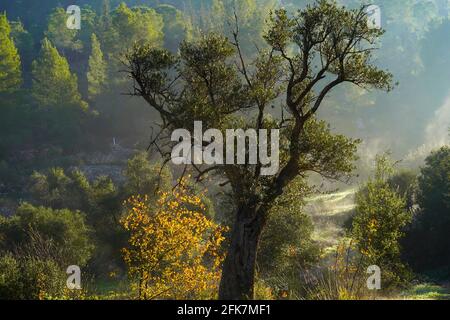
0,0,449,300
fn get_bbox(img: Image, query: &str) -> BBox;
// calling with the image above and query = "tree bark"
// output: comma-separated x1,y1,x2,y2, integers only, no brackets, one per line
218,205,267,300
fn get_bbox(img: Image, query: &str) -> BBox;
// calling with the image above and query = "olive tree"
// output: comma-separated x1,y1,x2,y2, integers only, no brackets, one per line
125,0,393,299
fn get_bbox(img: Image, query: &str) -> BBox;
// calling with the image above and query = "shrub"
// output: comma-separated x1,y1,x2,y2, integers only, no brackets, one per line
351,155,412,289
0,203,93,267
0,253,22,299
257,177,320,295
121,179,228,300
20,257,66,299
0,254,65,300
402,146,450,274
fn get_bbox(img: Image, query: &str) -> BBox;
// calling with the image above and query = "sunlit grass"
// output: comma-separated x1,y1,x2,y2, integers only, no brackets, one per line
400,284,450,300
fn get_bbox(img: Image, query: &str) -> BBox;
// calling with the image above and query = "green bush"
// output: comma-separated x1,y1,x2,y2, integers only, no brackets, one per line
0,203,94,267
0,253,22,299
258,177,320,295
0,254,65,300
351,155,412,289
29,167,119,217
20,257,66,299
258,209,319,276
402,146,450,274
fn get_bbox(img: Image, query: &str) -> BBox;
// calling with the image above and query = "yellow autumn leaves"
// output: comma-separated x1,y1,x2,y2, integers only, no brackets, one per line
120,178,228,300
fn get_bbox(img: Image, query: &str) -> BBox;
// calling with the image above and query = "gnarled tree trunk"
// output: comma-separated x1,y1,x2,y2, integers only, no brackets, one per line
218,205,267,300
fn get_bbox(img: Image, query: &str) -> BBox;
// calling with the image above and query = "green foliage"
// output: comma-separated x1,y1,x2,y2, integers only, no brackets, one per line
194,0,272,54
402,283,450,300
293,118,361,180
266,3,393,90
96,0,120,59
0,13,22,93
0,203,93,267
351,155,412,288
418,146,450,215
123,152,172,198
0,253,65,300
16,257,66,300
402,146,450,273
32,38,87,109
123,152,216,220
259,177,320,279
87,34,107,100
112,3,164,50
9,20,33,78
78,6,99,52
156,4,192,52
91,2,165,86
28,165,143,276
0,253,21,299
30,168,119,224
45,7,83,52
387,170,418,212
127,1,393,299
45,6,98,56
2,0,449,300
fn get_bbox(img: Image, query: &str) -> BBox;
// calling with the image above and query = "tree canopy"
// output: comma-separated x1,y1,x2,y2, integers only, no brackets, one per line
0,13,22,93
32,38,87,109
126,0,393,299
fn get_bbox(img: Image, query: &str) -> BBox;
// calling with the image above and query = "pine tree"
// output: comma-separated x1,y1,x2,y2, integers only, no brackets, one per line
0,13,22,93
31,38,87,109
87,34,107,100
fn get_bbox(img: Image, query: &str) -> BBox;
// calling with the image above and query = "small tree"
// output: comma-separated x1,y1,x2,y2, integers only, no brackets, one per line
121,179,228,300
351,155,412,288
403,146,450,272
32,38,87,109
0,13,22,93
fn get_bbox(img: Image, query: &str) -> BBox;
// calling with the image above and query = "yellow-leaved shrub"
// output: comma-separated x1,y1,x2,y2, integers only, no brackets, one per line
121,179,228,300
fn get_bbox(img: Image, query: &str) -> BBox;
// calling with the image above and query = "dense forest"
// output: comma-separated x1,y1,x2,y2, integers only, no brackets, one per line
0,0,449,300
